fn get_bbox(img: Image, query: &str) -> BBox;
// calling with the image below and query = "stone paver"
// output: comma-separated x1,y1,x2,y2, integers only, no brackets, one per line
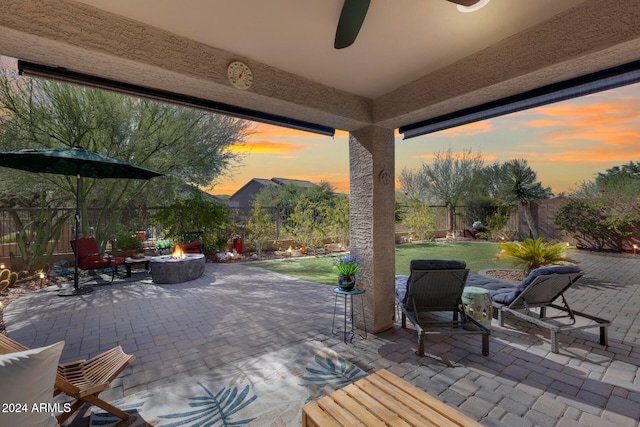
3,250,640,426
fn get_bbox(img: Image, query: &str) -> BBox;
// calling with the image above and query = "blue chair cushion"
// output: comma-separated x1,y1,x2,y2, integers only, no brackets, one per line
395,275,409,305
467,265,581,305
516,265,581,292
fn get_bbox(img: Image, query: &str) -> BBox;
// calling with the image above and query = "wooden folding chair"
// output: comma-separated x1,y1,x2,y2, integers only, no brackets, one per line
0,334,135,425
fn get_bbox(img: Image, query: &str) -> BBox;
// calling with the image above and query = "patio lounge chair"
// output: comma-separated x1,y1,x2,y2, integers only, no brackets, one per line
0,334,135,425
466,265,611,353
395,260,490,356
71,236,126,283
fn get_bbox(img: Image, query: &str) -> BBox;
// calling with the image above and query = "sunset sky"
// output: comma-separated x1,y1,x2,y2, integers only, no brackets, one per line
214,81,640,197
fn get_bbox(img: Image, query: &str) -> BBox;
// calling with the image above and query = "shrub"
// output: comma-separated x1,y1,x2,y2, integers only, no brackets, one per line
554,196,640,251
285,197,325,253
322,197,350,248
113,226,143,252
245,202,276,257
401,198,436,241
495,237,574,275
151,193,230,255
477,208,517,241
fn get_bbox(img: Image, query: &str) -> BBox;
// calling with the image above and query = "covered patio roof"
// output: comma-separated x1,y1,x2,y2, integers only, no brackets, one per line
1,0,639,134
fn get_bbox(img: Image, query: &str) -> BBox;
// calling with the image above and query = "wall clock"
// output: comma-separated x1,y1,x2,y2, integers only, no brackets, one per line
227,61,253,90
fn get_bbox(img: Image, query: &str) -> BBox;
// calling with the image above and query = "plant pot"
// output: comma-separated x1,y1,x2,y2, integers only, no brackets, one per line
338,275,356,291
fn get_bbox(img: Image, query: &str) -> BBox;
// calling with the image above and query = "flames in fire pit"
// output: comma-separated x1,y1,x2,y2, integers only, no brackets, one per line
172,245,186,259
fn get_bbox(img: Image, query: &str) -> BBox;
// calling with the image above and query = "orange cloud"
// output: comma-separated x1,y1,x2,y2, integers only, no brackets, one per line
440,121,493,137
250,124,347,140
533,101,636,120
230,140,308,154
523,99,640,145
526,119,566,128
532,146,640,165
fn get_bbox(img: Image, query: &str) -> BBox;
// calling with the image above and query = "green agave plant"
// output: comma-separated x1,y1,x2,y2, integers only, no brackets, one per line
495,237,574,275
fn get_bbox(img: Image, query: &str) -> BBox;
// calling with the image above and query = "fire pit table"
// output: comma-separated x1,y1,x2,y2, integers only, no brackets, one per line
150,253,205,284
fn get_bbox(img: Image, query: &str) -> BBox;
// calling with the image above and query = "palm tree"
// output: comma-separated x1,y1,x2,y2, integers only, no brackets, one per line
498,159,552,239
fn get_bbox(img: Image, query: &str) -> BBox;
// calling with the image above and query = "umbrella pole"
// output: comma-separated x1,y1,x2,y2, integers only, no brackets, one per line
59,173,92,296
74,172,80,290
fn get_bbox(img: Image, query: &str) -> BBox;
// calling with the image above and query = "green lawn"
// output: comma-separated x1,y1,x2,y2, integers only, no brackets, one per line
249,241,514,285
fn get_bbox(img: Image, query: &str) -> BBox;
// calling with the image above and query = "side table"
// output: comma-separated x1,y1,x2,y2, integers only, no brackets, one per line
462,286,493,331
124,256,153,277
332,287,367,343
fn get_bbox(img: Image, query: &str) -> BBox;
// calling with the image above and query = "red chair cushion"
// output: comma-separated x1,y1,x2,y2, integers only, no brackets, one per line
180,240,203,254
73,237,125,269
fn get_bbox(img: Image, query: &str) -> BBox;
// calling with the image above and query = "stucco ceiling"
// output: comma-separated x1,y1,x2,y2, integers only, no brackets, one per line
74,0,586,99
1,0,640,132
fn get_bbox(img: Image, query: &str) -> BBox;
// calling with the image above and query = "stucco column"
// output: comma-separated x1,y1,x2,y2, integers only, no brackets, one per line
349,126,395,333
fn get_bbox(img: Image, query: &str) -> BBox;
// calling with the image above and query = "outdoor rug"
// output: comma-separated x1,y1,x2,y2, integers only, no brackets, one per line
89,340,366,426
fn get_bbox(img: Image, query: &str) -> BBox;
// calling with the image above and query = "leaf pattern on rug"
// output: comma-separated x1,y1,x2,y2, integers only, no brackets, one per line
90,392,152,426
157,382,257,427
301,349,366,402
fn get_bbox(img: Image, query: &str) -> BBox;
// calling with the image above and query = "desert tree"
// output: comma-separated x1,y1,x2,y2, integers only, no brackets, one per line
0,63,252,249
400,147,485,230
495,159,552,239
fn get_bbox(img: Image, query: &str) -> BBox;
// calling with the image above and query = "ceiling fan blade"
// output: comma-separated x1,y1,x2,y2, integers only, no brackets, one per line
334,0,371,49
446,0,482,6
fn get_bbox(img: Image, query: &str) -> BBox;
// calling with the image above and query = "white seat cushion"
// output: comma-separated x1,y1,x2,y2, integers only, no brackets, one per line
0,340,64,427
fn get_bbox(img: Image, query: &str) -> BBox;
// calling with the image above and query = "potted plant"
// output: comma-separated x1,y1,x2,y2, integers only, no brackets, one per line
155,240,174,255
333,255,360,291
114,227,143,257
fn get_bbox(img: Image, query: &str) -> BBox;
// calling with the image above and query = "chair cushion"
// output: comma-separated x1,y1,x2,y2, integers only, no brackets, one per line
105,256,126,267
395,275,410,304
180,240,202,253
516,265,582,292
467,265,582,305
0,341,64,427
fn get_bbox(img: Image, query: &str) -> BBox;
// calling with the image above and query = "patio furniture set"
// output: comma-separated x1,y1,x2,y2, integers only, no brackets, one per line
71,235,206,286
0,257,612,426
395,259,610,356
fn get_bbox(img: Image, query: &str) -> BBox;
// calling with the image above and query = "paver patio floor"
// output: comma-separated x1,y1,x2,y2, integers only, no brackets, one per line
4,251,640,426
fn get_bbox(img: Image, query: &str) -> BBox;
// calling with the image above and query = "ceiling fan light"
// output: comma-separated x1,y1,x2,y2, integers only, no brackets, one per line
457,0,490,13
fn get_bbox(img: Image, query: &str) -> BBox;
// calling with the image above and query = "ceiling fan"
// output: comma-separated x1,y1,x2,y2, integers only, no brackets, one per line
334,0,488,49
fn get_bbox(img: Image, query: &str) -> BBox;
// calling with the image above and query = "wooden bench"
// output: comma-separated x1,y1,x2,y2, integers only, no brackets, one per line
302,369,481,427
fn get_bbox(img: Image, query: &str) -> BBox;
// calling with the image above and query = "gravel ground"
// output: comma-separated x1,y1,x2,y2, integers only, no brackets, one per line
483,269,525,281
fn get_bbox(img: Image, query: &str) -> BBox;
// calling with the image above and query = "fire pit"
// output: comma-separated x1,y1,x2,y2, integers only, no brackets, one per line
150,246,205,284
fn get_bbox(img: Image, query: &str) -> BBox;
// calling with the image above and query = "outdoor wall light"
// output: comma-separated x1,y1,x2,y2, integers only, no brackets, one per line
457,0,490,13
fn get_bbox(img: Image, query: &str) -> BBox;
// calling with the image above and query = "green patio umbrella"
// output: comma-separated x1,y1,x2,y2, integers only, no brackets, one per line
0,146,163,295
